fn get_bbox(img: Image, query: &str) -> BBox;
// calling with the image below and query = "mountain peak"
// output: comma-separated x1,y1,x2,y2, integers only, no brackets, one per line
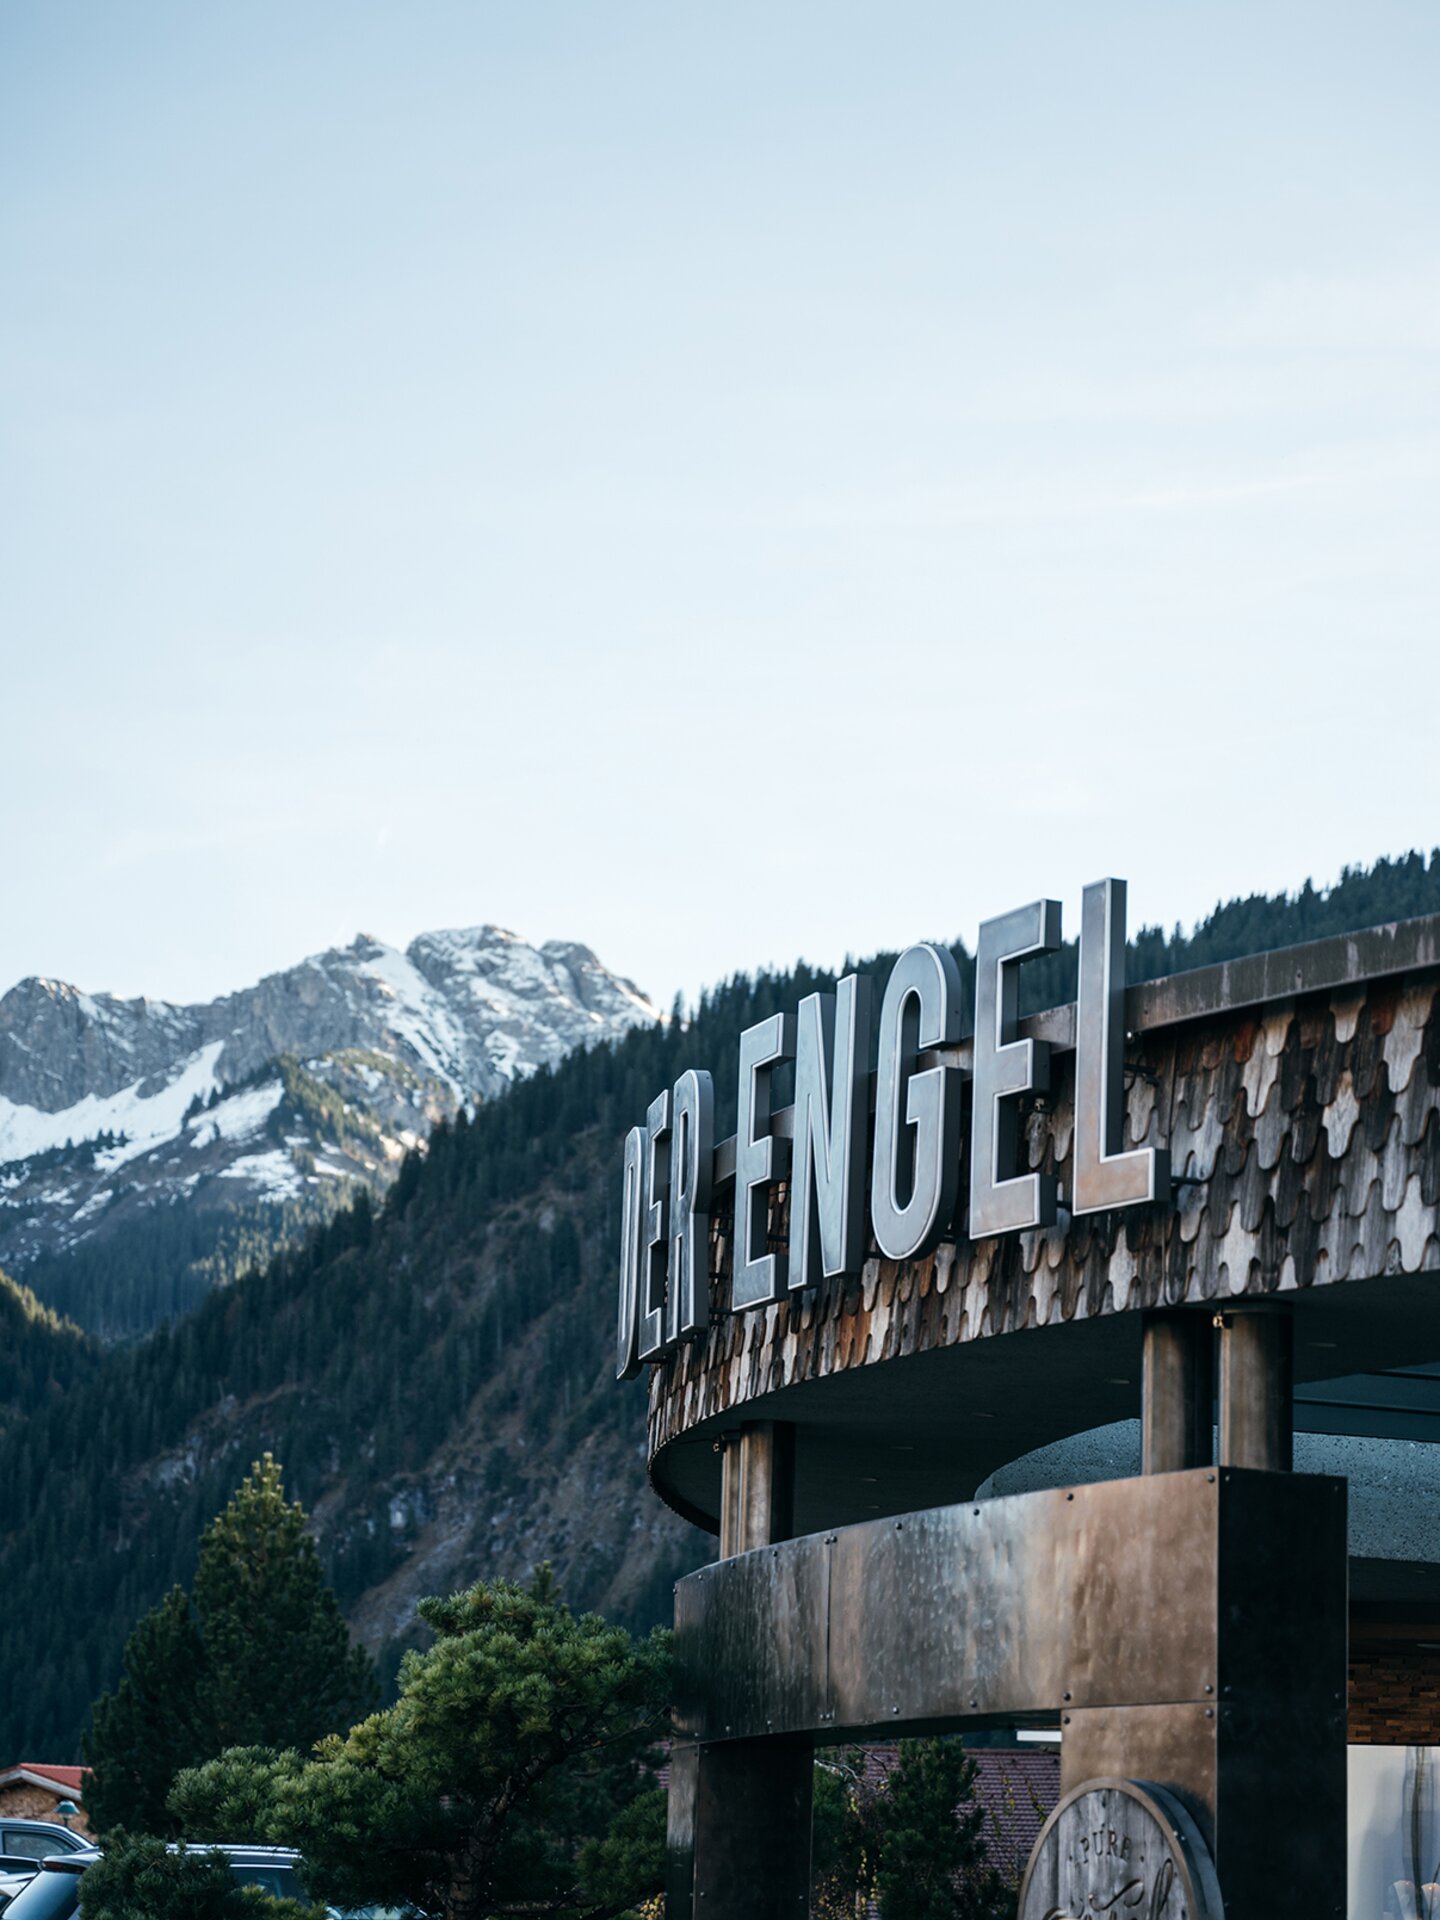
0,923,659,1280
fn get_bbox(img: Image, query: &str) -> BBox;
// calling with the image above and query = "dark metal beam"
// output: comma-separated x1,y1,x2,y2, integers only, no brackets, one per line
1142,1311,1214,1474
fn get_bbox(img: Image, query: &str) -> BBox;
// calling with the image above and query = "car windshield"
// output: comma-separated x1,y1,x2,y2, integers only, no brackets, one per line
0,1869,82,1920
229,1865,302,1899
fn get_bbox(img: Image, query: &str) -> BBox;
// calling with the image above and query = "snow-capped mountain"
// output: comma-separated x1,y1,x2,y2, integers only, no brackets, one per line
0,928,660,1307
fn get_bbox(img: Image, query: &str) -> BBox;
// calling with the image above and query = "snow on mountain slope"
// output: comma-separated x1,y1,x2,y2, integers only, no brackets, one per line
0,928,660,1284
0,1041,226,1167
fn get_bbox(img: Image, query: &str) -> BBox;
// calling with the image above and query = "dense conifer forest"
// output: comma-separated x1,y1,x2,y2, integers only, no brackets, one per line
0,1272,96,1432
1,852,1436,1757
20,1194,341,1341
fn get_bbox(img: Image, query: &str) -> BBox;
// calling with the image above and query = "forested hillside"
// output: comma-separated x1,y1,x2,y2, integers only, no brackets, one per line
0,1272,95,1433
18,1193,339,1341
2,851,1437,1756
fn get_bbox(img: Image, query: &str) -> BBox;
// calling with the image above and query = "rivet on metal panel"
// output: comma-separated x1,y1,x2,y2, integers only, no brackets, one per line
1204,1683,1213,1694
895,1520,903,1531
1063,1692,1071,1702
1205,1708,1214,1719
1207,1473,1215,1483
1066,1492,1074,1501
892,1706,899,1715
972,1507,980,1517
1063,1715,1071,1726
970,1697,978,1708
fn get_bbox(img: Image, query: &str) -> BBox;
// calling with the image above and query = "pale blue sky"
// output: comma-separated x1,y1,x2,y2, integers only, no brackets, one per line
3,2,1437,1011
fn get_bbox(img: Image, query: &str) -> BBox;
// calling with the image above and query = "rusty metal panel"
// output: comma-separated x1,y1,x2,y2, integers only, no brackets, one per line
677,1472,1236,1742
689,1741,812,1920
663,1741,697,1920
1214,1467,1349,1705
676,1472,1346,1746
673,1529,830,1742
826,1477,1221,1732
668,1735,815,1920
1059,1481,1348,1920
1035,1475,1349,1920
1060,1705,1219,1850
1213,1469,1348,1919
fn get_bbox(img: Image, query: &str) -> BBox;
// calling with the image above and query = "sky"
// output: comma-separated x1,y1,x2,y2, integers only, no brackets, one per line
2,1,1437,1013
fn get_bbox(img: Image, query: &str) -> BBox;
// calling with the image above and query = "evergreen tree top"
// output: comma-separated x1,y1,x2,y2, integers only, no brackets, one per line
83,1459,376,1839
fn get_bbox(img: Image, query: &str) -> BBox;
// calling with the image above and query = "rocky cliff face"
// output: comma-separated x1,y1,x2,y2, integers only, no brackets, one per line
0,928,659,1285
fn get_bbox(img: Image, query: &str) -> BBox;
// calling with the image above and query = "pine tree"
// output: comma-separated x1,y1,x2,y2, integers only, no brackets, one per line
873,1739,1011,1920
82,1587,209,1835
193,1455,375,1752
83,1458,375,1836
811,1749,877,1917
171,1570,670,1920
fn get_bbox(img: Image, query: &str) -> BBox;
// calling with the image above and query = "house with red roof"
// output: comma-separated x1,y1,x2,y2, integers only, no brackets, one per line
0,1765,91,1840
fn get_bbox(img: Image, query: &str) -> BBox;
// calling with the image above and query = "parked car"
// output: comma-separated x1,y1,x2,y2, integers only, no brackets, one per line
0,1829,90,1915
0,1828,86,1868
0,1845,312,1919
2,1851,95,1920
0,1858,39,1914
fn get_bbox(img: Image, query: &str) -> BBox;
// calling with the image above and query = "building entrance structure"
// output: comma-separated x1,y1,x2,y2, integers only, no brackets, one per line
620,891,1440,1918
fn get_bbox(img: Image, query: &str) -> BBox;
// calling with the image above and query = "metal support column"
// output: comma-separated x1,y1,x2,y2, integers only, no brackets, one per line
719,1420,795,1559
1215,1303,1293,1472
1141,1311,1213,1474
1058,1466,1346,1918
668,1420,808,1920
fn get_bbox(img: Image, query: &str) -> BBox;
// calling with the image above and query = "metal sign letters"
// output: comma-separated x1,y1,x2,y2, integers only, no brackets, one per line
618,877,1171,1378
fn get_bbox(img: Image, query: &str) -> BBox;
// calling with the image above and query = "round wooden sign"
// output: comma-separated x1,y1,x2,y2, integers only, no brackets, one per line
1017,1778,1223,1920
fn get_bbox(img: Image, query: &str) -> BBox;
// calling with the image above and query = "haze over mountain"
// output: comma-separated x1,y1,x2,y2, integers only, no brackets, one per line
0,928,659,1334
